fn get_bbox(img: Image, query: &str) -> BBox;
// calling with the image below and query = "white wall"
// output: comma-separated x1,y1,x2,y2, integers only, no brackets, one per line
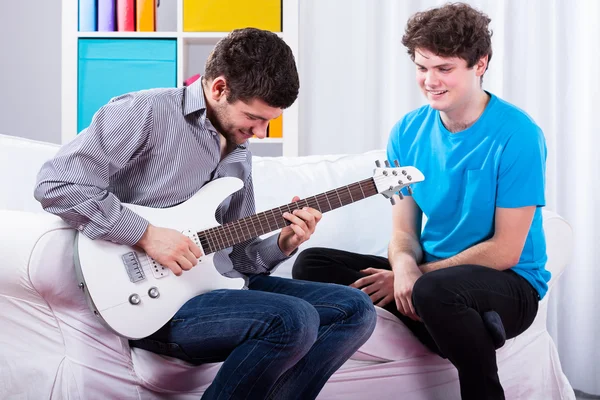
0,0,62,144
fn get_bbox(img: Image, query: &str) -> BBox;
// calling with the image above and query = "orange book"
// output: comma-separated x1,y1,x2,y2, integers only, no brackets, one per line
267,115,283,138
136,0,156,31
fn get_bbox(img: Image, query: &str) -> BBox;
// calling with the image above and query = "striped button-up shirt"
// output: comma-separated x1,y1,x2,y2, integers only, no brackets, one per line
34,79,289,277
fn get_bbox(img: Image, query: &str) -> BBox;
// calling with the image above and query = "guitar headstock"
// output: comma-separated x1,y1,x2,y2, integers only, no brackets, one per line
372,160,425,204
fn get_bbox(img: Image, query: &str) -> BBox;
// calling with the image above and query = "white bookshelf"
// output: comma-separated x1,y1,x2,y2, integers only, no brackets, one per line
61,0,299,157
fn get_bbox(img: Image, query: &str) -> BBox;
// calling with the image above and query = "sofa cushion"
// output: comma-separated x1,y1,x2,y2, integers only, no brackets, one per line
352,306,431,362
0,134,59,213
131,347,220,394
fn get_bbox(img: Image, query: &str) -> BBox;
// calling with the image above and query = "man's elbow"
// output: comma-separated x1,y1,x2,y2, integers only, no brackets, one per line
33,184,44,202
33,182,49,205
490,238,523,270
33,182,59,211
502,253,521,270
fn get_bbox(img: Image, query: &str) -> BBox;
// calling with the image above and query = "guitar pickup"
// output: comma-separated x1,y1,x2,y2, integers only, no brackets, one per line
121,252,146,283
149,258,170,279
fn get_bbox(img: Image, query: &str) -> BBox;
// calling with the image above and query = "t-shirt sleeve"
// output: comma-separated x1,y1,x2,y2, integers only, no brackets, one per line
496,126,547,208
386,119,404,167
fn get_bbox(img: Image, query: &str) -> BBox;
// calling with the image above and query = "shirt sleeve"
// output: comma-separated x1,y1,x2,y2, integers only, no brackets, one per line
225,170,292,274
496,126,547,208
386,119,403,167
33,93,153,245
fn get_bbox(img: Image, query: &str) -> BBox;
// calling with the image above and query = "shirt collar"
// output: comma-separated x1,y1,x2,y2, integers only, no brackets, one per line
183,77,207,116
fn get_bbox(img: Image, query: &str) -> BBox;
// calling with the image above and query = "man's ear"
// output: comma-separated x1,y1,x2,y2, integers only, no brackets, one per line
209,76,227,100
476,55,489,77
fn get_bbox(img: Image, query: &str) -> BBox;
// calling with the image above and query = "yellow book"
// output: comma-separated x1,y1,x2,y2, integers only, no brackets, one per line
184,0,281,32
136,0,156,32
267,114,283,138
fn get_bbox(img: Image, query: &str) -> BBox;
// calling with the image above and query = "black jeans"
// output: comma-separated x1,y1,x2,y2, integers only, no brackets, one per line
292,247,540,400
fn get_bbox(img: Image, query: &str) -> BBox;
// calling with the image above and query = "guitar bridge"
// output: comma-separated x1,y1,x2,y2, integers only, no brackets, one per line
121,252,146,283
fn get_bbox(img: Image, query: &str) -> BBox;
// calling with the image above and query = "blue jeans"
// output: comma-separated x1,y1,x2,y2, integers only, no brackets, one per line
130,275,377,400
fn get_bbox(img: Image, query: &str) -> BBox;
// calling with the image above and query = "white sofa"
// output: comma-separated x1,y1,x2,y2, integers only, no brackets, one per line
0,134,576,399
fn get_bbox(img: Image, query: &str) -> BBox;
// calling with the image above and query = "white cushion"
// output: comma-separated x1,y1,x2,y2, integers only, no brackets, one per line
131,348,219,394
0,134,59,213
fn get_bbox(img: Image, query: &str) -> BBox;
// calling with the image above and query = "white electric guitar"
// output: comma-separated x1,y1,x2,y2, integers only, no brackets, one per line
74,162,424,339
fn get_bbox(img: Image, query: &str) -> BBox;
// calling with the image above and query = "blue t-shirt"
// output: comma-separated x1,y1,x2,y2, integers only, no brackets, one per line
387,92,551,299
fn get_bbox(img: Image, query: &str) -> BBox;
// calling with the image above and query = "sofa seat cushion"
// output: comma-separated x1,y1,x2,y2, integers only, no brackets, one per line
352,306,431,362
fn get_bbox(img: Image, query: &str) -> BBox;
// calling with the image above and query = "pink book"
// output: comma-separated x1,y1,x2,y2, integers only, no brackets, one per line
117,0,135,31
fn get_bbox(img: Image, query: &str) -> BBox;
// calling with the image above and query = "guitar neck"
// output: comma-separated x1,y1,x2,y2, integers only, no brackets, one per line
197,177,378,254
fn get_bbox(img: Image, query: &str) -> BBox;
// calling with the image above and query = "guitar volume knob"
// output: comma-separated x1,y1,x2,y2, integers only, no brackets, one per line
148,287,160,299
129,294,141,305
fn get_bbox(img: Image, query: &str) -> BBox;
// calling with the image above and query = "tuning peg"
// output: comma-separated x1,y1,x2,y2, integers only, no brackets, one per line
389,196,396,206
398,192,404,200
407,186,413,195
375,160,381,167
384,160,391,167
394,160,400,167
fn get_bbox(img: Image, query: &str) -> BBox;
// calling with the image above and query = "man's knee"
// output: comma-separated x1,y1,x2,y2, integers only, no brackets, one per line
327,285,377,335
412,271,455,320
354,289,378,335
273,297,320,349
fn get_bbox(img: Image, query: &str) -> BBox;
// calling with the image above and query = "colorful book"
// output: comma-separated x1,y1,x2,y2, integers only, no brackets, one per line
117,0,135,31
98,0,116,32
136,0,156,32
268,115,283,138
79,0,97,32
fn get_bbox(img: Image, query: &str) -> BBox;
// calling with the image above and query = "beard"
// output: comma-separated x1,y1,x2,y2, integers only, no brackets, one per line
208,101,245,145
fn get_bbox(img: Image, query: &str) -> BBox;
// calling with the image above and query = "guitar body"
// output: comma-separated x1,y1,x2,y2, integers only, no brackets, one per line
74,177,246,340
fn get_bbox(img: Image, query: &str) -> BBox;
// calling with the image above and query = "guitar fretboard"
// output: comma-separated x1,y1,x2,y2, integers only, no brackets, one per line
197,178,378,254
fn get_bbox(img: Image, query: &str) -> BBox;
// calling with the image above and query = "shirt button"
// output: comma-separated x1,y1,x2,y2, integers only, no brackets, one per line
78,225,84,231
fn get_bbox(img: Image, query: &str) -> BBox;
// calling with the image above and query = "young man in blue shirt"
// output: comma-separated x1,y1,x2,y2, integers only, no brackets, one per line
293,3,548,399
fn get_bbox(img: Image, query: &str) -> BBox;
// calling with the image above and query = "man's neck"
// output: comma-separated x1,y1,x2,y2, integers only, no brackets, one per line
219,133,238,160
440,90,490,133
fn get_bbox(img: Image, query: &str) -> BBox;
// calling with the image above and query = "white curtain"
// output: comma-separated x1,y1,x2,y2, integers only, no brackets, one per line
298,0,600,395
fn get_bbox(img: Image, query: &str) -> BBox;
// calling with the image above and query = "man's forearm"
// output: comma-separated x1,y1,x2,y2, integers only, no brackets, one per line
388,232,423,272
420,238,518,273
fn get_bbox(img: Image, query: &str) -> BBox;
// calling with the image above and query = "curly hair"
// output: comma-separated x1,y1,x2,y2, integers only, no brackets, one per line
203,28,299,109
401,2,493,69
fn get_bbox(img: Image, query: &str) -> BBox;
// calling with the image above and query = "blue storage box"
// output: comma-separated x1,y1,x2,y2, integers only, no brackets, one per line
78,39,177,133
